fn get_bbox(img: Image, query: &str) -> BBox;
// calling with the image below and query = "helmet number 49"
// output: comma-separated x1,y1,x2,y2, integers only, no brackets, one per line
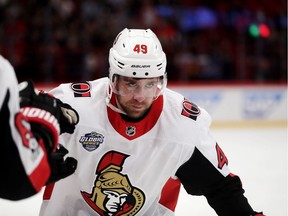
133,44,147,54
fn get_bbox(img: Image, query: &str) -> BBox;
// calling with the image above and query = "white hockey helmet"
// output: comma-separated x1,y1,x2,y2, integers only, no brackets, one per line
106,28,167,114
109,28,167,80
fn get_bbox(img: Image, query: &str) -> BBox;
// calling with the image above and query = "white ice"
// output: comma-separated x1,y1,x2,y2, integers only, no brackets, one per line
175,127,287,216
0,127,287,216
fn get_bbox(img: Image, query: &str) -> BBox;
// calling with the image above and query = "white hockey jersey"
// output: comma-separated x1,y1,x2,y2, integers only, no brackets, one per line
0,55,50,200
40,78,255,216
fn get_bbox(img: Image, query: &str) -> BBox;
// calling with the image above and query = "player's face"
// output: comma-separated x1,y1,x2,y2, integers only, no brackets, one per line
115,76,158,119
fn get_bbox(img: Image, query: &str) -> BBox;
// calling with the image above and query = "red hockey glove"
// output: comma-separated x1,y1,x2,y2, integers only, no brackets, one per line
19,80,79,150
46,144,77,184
19,80,60,153
38,89,79,134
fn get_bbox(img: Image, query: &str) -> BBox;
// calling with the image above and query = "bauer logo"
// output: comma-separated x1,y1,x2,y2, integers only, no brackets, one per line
79,131,104,152
242,91,283,119
131,65,150,68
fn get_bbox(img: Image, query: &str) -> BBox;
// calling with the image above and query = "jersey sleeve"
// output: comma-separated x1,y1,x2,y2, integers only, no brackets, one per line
175,107,255,216
49,84,66,101
48,83,74,147
0,56,50,200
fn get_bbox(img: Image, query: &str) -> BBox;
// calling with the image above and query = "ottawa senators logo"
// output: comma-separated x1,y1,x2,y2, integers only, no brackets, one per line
81,151,145,215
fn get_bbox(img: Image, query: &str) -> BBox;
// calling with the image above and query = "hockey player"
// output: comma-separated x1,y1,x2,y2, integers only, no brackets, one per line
0,55,78,200
39,29,264,215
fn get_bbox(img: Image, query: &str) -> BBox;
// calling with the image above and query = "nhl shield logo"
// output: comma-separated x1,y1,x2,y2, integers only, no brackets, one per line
79,131,104,151
126,126,136,136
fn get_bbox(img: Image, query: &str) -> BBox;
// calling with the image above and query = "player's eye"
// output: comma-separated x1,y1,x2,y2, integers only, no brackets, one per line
124,81,137,88
145,82,156,88
128,82,137,87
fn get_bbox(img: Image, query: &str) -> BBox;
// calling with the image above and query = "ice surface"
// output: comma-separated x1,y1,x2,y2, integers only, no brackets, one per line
175,127,287,216
0,127,286,216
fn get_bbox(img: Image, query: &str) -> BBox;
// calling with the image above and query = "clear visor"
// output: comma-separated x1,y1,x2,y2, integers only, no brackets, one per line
111,75,166,98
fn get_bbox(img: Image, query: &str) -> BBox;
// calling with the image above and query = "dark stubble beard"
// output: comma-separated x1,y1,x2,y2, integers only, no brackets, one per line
117,98,152,122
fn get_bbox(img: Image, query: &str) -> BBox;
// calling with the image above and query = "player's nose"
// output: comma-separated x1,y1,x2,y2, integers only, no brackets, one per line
133,87,146,102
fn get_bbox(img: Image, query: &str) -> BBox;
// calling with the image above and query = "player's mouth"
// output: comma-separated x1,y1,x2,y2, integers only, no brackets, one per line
130,104,145,111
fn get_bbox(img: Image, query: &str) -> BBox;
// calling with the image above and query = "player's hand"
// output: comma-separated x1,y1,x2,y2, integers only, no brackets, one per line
55,98,79,134
46,144,77,184
19,80,79,146
19,80,60,153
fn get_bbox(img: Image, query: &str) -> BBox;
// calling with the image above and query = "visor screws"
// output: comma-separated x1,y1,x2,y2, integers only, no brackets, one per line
145,72,149,76
133,72,136,75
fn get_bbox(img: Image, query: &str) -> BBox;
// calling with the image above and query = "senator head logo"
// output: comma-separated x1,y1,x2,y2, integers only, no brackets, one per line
81,151,145,215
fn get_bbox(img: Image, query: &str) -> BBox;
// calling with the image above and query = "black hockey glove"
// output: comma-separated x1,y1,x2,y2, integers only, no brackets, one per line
55,98,79,134
19,80,79,151
19,80,61,153
46,144,77,184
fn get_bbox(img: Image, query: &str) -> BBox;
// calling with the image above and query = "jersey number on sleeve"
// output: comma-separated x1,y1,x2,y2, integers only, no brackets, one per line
216,143,228,169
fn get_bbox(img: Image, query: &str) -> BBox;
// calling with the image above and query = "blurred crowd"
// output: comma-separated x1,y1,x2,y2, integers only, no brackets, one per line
0,0,286,83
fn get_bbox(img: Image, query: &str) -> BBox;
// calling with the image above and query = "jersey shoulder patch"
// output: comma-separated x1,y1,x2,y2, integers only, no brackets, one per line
181,98,201,121
70,81,91,97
